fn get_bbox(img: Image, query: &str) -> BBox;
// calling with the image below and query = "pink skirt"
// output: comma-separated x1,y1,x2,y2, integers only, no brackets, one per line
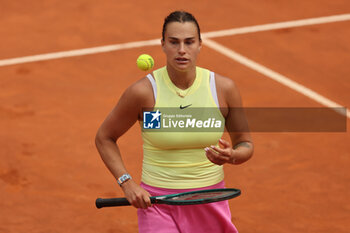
137,181,238,233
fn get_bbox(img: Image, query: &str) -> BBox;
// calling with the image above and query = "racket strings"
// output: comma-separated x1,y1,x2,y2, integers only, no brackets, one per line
171,191,237,201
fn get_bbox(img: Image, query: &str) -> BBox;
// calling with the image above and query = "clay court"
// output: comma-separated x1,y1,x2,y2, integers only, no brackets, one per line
1,1,349,232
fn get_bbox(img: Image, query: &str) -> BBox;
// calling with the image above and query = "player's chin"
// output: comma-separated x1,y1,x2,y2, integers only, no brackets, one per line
173,62,193,72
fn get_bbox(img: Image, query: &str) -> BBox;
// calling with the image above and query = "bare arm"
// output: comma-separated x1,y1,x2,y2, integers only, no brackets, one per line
95,78,154,208
205,74,254,165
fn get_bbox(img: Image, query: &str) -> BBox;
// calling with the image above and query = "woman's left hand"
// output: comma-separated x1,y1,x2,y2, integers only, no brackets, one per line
205,139,236,165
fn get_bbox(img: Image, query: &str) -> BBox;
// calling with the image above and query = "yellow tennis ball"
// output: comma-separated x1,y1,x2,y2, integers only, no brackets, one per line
137,54,154,71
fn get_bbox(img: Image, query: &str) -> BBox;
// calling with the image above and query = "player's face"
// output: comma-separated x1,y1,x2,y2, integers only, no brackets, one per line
162,22,202,72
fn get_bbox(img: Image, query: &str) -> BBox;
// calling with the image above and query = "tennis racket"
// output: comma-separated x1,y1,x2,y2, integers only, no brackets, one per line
96,188,241,208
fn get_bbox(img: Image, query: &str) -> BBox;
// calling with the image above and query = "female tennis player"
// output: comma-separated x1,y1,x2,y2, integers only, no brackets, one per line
95,11,253,233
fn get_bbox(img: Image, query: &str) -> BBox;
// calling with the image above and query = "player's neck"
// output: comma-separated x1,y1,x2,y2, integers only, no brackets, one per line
166,65,196,90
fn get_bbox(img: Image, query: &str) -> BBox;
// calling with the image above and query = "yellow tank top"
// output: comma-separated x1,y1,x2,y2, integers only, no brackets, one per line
141,66,225,189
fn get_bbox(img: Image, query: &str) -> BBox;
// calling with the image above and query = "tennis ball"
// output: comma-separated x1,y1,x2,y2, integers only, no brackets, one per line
136,54,154,71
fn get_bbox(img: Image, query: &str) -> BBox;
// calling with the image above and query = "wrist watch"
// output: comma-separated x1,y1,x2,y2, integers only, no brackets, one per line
117,173,132,186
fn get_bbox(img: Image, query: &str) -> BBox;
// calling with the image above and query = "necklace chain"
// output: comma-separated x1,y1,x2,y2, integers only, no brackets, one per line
167,69,197,98
175,90,189,97
175,85,193,98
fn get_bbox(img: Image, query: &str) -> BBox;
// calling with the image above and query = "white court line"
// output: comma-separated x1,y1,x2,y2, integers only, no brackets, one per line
203,38,349,119
0,13,348,119
0,39,160,67
202,13,350,38
0,13,350,67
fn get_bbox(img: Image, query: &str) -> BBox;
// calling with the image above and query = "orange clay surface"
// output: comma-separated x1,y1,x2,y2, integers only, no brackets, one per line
1,1,349,232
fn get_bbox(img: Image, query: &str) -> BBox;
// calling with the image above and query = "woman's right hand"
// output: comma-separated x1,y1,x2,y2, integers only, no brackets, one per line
121,180,152,209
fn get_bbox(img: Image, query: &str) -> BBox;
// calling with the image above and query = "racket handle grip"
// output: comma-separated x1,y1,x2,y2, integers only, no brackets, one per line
95,198,131,208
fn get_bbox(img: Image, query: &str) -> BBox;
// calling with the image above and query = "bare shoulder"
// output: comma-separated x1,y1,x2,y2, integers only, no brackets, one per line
215,73,238,93
121,76,154,106
214,73,242,107
126,76,153,96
